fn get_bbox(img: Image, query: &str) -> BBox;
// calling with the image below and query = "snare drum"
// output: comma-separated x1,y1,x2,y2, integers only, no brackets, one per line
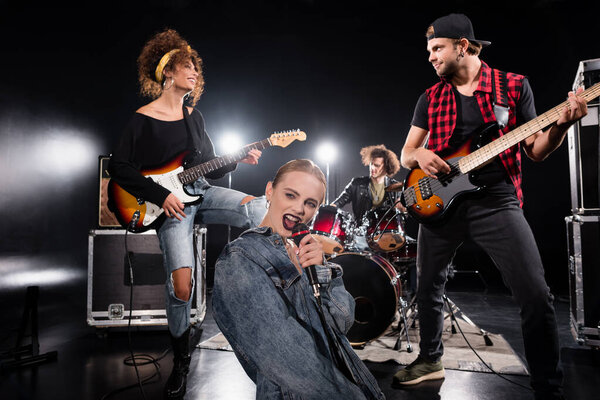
310,205,354,254
363,207,405,252
330,252,401,345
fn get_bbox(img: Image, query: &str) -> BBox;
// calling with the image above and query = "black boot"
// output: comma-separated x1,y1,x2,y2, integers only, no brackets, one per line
164,327,192,399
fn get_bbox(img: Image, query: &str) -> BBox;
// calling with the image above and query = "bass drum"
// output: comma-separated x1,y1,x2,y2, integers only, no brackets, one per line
331,252,401,345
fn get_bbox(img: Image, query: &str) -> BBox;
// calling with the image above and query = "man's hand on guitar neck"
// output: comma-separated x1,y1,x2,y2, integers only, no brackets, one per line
556,87,588,129
413,147,451,178
163,193,187,221
524,87,588,162
239,149,262,165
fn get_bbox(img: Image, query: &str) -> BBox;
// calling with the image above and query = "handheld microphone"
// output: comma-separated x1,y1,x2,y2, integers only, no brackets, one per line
291,223,320,299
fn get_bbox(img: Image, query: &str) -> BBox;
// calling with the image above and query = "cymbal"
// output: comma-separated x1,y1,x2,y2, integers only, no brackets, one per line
384,182,404,192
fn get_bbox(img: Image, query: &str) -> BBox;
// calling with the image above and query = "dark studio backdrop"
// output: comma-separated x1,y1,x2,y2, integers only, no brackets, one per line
0,0,598,298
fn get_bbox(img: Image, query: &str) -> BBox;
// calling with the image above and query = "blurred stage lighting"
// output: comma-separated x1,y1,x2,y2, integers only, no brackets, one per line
219,132,243,155
0,121,100,207
0,255,85,290
33,129,99,178
316,142,337,163
315,142,337,203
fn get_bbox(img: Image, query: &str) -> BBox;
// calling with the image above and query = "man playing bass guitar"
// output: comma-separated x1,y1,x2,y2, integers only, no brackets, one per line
394,13,587,400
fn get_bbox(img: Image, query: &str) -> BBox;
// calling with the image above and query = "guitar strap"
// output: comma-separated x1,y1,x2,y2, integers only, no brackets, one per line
181,105,199,151
492,69,510,129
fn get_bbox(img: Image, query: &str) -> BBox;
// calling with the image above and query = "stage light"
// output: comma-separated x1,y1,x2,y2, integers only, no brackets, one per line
315,142,338,204
218,132,244,243
219,132,243,155
316,142,337,164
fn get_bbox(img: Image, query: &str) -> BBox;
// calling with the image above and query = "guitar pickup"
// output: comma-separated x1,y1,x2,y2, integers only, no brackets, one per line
418,177,432,200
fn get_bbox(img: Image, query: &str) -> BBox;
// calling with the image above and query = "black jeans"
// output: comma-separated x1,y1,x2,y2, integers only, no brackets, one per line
416,192,562,394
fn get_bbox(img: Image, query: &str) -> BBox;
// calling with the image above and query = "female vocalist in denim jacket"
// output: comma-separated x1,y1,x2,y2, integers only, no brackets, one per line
212,159,385,400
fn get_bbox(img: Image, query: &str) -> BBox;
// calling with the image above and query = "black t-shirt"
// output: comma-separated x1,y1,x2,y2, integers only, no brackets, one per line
411,78,537,193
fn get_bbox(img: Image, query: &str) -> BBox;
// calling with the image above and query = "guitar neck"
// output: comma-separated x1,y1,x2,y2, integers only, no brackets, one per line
459,82,600,173
178,138,272,184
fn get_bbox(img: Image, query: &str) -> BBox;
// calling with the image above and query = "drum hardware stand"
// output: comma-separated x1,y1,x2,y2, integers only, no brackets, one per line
443,294,493,346
447,262,489,293
393,294,417,353
390,272,417,353
0,286,58,373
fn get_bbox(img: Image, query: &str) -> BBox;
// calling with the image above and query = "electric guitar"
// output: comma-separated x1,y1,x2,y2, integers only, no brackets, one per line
108,130,306,232
401,82,600,224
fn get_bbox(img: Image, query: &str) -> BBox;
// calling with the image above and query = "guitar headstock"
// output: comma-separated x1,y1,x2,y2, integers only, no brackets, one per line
269,130,307,148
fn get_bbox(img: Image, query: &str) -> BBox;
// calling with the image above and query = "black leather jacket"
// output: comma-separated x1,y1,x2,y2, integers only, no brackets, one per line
332,176,400,221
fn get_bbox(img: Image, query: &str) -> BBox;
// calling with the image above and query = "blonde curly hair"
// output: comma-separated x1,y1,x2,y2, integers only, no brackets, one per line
137,29,205,105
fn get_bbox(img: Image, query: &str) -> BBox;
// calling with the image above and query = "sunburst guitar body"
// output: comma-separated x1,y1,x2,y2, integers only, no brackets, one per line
108,130,307,232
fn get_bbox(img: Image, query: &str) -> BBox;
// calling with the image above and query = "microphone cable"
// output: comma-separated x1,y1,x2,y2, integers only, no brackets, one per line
99,213,169,400
443,294,533,392
123,223,147,399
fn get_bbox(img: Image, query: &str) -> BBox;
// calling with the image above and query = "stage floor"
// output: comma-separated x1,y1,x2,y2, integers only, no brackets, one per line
1,276,599,400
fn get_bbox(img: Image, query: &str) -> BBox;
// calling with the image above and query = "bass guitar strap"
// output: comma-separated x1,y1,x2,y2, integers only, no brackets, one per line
492,69,510,129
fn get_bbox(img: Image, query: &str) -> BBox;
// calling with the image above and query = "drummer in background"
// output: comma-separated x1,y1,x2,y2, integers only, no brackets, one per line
332,144,404,231
332,145,417,297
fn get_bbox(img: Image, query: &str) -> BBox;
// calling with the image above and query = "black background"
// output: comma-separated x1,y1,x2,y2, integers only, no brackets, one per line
1,0,598,295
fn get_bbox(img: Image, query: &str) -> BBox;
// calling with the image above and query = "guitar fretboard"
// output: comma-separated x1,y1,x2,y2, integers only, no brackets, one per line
178,139,271,184
458,82,600,173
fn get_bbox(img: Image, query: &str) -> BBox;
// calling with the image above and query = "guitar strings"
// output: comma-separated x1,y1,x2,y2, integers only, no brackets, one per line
445,83,600,177
403,159,462,207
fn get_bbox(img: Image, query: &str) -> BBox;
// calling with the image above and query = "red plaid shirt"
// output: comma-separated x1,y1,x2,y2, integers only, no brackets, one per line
425,61,526,206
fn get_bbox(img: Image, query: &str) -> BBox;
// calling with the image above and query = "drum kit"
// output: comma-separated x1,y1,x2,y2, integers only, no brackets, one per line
310,182,417,350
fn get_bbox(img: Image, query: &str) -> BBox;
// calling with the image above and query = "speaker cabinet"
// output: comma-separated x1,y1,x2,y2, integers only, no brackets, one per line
567,105,600,214
565,215,600,347
86,226,207,328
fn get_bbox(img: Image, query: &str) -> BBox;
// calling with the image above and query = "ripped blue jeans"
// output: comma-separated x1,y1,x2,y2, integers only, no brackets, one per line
157,178,267,337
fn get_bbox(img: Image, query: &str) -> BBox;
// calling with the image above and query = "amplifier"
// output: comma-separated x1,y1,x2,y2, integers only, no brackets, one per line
565,215,600,347
569,58,600,214
98,155,120,228
567,105,600,214
86,226,207,328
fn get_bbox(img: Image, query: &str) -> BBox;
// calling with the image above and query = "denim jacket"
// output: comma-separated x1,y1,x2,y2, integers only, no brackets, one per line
212,227,385,400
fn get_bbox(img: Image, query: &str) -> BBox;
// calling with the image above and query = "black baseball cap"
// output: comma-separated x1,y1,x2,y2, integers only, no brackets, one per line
427,13,491,47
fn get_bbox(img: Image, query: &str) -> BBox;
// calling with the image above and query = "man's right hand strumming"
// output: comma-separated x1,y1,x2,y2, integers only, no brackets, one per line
413,148,451,178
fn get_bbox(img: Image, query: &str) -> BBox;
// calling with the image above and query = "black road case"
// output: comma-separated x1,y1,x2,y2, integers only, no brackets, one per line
565,215,600,347
87,226,207,328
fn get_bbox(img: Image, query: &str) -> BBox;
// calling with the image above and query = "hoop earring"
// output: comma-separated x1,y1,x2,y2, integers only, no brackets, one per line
163,78,174,91
265,200,270,209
